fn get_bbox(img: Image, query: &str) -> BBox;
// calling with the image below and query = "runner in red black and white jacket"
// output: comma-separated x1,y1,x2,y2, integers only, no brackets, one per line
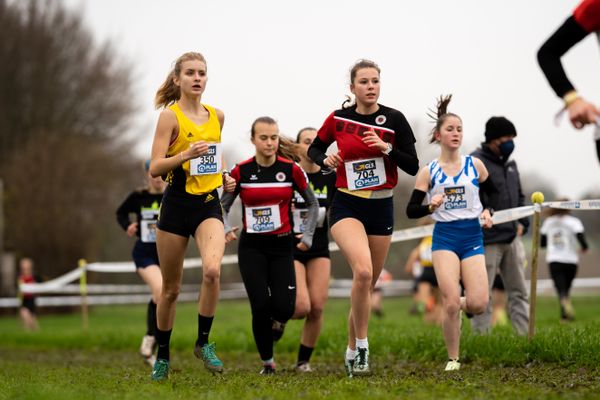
221,116,318,375
537,0,600,161
307,59,419,377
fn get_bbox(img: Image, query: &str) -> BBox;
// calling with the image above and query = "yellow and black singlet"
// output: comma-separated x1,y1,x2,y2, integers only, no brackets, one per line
166,103,223,195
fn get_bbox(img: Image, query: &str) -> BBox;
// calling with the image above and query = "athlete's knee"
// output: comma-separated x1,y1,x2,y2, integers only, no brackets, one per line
161,284,180,303
442,297,461,316
353,266,372,286
308,303,324,321
468,297,488,315
250,298,270,316
151,288,162,302
273,300,295,322
202,264,221,283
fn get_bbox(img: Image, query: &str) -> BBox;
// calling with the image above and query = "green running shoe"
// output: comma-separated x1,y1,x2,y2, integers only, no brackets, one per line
194,342,224,373
353,347,370,376
151,359,169,381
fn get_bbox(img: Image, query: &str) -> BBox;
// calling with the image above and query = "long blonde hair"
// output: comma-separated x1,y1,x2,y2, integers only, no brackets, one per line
155,52,206,109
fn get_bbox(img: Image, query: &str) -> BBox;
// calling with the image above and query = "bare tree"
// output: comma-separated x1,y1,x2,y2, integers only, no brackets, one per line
0,0,141,277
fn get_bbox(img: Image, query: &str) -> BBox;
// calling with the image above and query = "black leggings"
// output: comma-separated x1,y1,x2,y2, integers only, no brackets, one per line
238,231,296,361
549,262,577,299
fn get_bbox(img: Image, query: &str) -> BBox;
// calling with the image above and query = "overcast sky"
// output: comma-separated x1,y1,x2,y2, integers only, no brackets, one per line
65,0,599,198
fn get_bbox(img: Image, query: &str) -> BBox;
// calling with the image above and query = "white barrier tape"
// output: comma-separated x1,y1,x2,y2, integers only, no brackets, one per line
16,199,600,295
329,206,536,251
86,261,136,273
19,283,210,294
20,268,83,294
543,199,600,210
84,254,239,273
491,205,535,225
4,278,600,308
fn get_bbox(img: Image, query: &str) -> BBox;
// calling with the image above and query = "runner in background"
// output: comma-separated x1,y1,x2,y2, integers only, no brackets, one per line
290,127,336,372
540,199,589,322
407,95,496,371
404,220,441,325
371,268,392,318
116,160,165,366
17,257,40,331
221,117,318,375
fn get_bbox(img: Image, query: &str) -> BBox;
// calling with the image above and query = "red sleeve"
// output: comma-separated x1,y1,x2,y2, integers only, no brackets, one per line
292,163,309,191
317,112,336,145
574,0,600,32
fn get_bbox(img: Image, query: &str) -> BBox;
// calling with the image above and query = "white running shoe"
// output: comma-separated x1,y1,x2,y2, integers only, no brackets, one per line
352,347,370,375
295,362,313,372
445,359,461,371
140,335,156,358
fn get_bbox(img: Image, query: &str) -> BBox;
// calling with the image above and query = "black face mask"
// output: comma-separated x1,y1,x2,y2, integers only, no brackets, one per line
498,139,515,159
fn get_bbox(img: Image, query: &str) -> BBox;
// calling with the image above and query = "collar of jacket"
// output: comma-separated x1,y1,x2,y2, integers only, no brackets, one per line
480,143,507,164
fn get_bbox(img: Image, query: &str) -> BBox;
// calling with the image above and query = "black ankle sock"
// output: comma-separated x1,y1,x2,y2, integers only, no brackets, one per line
147,300,157,336
297,344,314,365
197,314,214,347
155,328,172,361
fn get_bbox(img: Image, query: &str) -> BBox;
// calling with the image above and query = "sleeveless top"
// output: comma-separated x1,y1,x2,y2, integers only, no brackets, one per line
428,155,483,222
165,103,223,195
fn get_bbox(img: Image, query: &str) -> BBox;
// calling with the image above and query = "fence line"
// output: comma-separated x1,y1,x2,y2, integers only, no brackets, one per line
2,199,598,308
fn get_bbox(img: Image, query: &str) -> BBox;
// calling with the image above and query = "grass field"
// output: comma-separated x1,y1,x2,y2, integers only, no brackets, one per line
1,296,600,399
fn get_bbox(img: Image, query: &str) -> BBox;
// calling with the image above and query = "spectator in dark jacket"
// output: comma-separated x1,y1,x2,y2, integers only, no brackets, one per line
470,116,530,335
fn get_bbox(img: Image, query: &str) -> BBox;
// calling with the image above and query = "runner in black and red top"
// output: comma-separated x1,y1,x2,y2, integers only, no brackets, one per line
308,59,419,377
290,127,337,373
221,116,318,375
18,257,41,331
538,0,600,159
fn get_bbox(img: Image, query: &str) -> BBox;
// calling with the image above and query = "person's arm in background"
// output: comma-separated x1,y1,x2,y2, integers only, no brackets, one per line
537,0,600,128
116,192,138,237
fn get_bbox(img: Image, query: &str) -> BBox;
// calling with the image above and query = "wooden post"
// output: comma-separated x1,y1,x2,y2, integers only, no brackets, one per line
79,259,88,332
528,191,544,340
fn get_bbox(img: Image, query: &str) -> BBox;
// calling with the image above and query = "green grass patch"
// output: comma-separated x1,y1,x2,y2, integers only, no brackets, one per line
1,296,599,399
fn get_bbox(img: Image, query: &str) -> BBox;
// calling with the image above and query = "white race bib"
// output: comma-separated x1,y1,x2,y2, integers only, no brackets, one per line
245,204,282,233
443,186,468,210
344,157,387,190
190,143,222,175
140,220,158,243
293,206,326,234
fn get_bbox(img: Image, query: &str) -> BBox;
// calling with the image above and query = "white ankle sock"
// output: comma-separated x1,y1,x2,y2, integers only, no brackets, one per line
356,337,368,349
345,347,356,361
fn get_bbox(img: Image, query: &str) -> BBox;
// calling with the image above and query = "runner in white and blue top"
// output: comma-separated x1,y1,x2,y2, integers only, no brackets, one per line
406,95,498,373
427,155,486,260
